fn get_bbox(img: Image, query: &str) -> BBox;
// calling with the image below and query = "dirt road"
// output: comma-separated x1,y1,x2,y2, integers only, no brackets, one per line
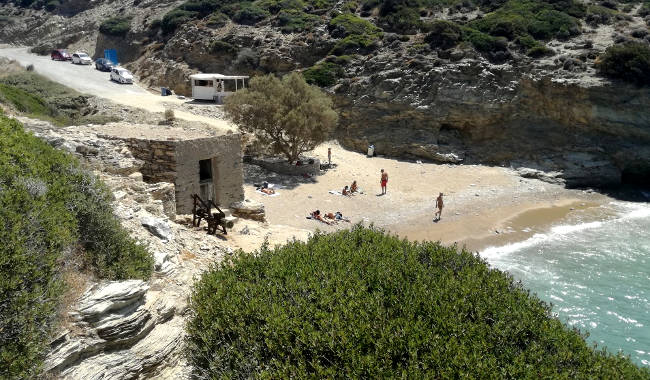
0,46,233,130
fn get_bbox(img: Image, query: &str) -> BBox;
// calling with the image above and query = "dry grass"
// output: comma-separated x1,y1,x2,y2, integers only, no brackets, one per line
56,246,95,335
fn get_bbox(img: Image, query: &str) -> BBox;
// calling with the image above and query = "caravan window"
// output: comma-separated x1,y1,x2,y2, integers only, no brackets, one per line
194,79,213,87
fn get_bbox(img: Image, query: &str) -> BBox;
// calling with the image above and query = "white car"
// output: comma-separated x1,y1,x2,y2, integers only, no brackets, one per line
71,52,92,65
110,67,134,84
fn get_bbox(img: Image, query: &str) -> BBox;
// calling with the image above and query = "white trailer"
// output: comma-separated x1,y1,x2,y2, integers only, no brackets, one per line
189,73,249,103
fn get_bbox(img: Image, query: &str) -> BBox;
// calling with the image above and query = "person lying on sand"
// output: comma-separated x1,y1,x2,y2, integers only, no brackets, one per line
309,210,331,225
335,211,350,222
342,185,351,196
350,181,358,194
260,188,275,195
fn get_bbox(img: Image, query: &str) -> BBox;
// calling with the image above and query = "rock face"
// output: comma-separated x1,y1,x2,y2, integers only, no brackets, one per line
44,280,183,380
141,216,174,241
334,64,650,187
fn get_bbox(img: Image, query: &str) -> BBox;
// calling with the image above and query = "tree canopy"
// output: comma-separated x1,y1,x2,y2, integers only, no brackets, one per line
186,226,649,378
224,73,338,162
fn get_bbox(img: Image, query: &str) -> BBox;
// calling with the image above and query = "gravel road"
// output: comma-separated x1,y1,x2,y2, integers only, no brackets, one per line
0,46,233,130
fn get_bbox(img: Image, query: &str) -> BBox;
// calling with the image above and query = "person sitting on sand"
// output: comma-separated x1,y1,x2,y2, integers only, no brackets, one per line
350,181,358,194
310,210,331,225
342,185,351,196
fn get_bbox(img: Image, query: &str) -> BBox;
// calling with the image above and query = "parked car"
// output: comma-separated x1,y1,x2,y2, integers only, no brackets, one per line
51,49,71,61
71,52,93,65
110,67,133,84
95,58,115,72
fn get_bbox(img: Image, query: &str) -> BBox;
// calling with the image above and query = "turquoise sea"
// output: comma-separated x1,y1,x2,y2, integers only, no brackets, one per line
480,200,650,366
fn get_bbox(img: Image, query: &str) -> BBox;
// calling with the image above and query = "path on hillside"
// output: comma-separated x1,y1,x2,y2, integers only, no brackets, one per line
0,46,233,130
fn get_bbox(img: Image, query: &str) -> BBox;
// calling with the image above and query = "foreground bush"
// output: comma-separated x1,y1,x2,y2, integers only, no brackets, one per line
186,226,649,378
597,42,650,85
0,114,152,378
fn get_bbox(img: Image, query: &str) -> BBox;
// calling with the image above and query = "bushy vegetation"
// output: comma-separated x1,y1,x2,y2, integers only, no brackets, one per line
0,71,119,126
0,114,153,379
209,39,240,55
233,2,270,25
597,42,650,84
470,0,582,43
303,61,343,86
224,73,338,162
329,13,383,54
186,226,650,378
425,19,462,49
99,16,132,36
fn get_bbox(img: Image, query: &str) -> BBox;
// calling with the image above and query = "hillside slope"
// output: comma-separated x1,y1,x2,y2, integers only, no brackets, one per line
1,0,649,186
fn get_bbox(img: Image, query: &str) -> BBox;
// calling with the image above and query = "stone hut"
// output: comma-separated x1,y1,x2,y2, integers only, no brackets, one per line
96,124,244,215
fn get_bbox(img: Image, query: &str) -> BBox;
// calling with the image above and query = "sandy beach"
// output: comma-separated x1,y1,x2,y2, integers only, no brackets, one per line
244,142,609,252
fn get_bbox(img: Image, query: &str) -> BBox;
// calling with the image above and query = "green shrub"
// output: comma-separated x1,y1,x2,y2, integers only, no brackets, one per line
206,11,229,27
233,3,270,25
527,44,553,57
256,0,305,13
331,33,380,55
161,8,199,33
528,9,579,40
329,13,383,54
209,39,239,55
425,19,462,49
0,115,152,379
303,61,343,86
585,5,616,26
470,0,581,41
99,16,133,36
186,226,650,378
329,13,382,38
277,10,319,32
597,42,650,85
463,27,508,53
379,6,421,34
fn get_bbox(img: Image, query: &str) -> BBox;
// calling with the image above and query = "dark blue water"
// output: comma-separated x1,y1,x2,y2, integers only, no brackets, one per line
481,201,650,366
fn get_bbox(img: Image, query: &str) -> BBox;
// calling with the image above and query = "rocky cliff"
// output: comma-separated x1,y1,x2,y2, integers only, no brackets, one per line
1,0,649,189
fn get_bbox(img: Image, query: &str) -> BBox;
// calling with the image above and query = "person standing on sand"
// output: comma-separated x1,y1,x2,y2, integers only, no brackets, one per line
328,148,332,165
380,169,388,195
435,193,444,221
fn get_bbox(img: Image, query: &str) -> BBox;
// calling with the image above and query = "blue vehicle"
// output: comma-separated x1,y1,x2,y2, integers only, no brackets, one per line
95,58,115,72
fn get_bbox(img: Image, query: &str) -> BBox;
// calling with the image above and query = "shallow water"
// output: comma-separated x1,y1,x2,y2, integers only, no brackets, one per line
481,201,650,366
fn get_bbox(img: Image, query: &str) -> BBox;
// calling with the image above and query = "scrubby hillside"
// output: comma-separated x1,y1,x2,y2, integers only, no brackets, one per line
0,112,153,379
1,0,649,187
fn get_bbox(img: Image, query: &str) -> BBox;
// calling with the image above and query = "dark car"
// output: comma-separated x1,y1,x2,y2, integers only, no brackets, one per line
51,49,72,61
95,58,115,72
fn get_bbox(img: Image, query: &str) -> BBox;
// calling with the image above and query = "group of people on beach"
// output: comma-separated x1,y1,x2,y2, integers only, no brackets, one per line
309,153,445,225
309,210,350,225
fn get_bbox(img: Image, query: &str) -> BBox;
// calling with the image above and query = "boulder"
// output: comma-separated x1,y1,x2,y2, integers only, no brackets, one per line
230,199,265,222
141,216,173,241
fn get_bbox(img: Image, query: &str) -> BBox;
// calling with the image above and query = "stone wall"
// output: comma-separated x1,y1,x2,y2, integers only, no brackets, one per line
174,133,245,214
125,138,177,183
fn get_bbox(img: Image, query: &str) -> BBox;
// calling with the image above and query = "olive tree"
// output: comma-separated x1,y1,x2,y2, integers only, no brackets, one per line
224,73,338,162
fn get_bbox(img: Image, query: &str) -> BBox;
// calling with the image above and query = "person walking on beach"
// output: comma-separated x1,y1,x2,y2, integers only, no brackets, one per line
328,148,332,165
380,169,388,195
435,193,444,221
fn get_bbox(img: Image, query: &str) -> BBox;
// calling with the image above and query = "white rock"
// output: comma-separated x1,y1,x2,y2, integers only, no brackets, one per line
141,216,173,241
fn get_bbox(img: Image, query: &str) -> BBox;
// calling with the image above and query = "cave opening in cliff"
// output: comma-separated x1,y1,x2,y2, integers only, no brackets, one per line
621,168,650,187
